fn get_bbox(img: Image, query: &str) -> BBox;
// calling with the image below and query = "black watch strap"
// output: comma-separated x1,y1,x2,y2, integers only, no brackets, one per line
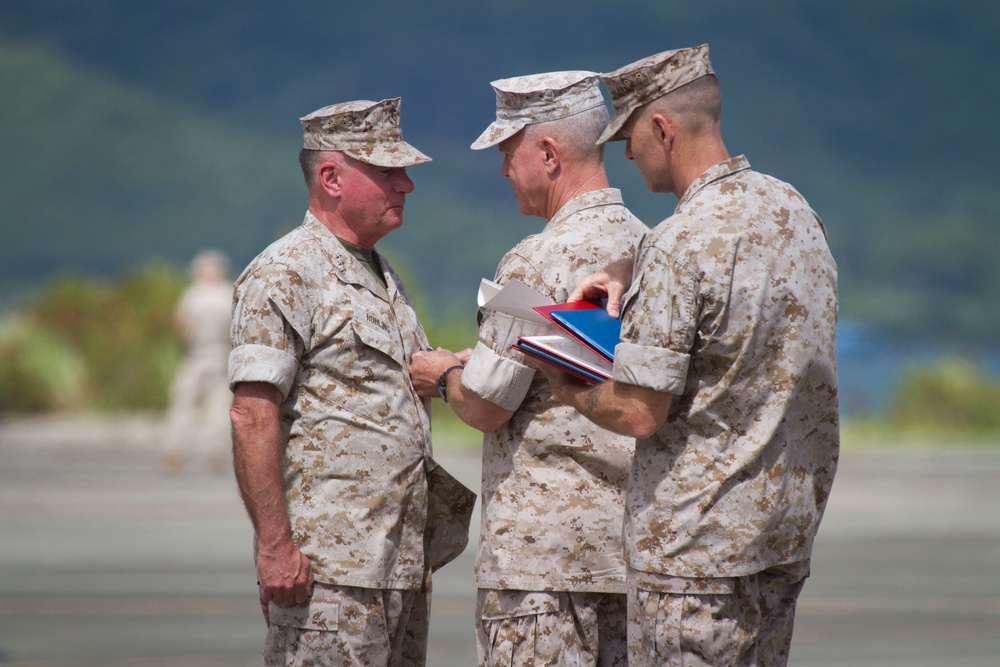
436,365,464,403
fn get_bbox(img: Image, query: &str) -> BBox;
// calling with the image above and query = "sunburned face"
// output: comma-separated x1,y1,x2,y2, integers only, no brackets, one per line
336,156,416,247
621,108,674,195
497,131,548,218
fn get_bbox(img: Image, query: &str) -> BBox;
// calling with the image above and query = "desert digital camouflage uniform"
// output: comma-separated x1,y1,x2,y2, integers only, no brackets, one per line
615,155,839,577
162,250,233,472
264,584,430,666
613,157,838,665
594,44,839,666
461,188,646,666
229,211,435,662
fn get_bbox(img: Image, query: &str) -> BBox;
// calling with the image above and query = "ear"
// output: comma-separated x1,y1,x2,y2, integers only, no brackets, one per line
317,159,343,198
540,137,560,175
650,113,675,147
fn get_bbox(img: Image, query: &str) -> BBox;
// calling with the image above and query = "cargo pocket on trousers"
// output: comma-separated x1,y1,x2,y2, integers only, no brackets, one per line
267,595,340,632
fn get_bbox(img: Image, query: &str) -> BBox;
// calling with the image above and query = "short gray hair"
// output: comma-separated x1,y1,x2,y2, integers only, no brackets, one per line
524,104,609,163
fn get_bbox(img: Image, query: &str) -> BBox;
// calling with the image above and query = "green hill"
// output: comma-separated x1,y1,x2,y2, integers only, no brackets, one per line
1,1,998,341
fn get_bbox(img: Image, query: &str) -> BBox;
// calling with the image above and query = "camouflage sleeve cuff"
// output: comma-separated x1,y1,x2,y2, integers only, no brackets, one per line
460,341,534,411
228,344,299,399
612,341,689,395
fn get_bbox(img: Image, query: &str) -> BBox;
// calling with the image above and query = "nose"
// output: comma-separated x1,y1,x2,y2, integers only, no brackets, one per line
624,139,634,162
395,170,415,193
500,156,510,178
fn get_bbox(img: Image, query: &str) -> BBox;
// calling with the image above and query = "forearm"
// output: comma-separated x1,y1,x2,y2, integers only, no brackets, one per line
230,384,294,550
445,370,514,433
555,378,671,440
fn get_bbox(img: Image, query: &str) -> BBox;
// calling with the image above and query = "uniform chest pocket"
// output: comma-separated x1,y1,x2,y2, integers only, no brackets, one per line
309,316,407,427
351,315,406,367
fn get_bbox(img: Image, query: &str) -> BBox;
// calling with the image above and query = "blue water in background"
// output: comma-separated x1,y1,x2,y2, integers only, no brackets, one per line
836,321,1000,418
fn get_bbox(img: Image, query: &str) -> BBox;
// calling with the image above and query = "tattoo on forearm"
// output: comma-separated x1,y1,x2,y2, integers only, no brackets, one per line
583,384,604,416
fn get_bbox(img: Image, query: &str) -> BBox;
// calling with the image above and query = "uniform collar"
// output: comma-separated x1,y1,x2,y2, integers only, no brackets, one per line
544,188,624,233
302,212,391,301
676,155,752,210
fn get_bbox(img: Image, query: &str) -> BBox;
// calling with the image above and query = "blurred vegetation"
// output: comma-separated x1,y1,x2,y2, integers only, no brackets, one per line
0,265,186,413
889,360,1000,438
842,359,1000,446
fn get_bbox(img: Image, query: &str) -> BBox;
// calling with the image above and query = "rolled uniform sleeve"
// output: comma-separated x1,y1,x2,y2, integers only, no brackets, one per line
612,245,699,396
462,306,551,411
228,262,310,399
462,341,533,412
461,251,555,412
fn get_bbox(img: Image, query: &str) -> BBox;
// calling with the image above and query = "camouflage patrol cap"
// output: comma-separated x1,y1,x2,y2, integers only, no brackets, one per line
299,98,431,167
597,44,715,144
471,71,605,150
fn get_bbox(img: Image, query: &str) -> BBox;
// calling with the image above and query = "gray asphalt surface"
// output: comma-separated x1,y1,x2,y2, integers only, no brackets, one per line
1,415,998,666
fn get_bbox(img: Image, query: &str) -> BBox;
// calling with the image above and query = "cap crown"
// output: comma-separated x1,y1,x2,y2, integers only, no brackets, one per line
598,44,715,144
300,98,430,167
471,71,605,150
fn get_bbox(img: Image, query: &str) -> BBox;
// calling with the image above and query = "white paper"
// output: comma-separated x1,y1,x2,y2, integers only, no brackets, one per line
519,334,613,377
477,278,554,326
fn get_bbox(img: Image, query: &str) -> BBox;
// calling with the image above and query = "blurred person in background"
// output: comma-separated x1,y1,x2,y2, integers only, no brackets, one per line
409,71,646,666
228,98,474,666
161,248,233,474
535,45,839,666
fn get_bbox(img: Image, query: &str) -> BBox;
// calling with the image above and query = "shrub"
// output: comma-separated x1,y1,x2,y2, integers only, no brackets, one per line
10,263,187,412
889,358,1000,435
0,315,87,412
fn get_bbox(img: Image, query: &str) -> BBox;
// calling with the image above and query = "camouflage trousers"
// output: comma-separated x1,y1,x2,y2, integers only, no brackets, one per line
626,560,810,667
263,583,430,666
475,588,628,667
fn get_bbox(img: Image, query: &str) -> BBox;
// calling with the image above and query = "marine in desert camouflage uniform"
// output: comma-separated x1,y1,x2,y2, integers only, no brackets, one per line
229,98,472,666
535,46,840,667
161,249,233,474
410,72,647,667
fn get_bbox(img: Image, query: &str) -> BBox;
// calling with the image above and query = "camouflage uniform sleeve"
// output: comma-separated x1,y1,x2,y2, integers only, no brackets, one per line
228,262,311,399
461,252,550,411
612,244,698,395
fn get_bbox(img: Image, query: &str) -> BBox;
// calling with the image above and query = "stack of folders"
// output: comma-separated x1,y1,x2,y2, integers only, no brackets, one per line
477,278,619,385
516,301,620,385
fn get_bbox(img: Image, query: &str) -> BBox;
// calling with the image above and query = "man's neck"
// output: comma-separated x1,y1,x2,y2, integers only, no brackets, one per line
672,139,730,200
545,166,610,220
309,204,375,250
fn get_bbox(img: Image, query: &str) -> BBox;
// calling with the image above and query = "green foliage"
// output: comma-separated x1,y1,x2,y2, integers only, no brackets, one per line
887,359,1000,438
6,264,188,413
0,315,86,412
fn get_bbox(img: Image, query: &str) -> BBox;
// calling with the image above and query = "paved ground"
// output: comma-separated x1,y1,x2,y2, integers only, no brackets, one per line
0,415,998,666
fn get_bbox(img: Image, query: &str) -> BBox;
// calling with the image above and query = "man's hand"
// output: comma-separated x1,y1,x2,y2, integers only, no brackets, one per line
257,540,315,607
568,257,635,318
410,348,465,398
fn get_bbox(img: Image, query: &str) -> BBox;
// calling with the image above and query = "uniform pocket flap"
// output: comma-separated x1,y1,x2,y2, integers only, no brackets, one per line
480,590,561,621
267,595,340,631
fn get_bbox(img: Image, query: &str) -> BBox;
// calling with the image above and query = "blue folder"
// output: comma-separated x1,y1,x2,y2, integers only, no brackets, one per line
547,307,620,362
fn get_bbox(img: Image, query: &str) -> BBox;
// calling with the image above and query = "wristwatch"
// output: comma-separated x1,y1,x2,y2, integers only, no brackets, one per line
436,365,464,403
